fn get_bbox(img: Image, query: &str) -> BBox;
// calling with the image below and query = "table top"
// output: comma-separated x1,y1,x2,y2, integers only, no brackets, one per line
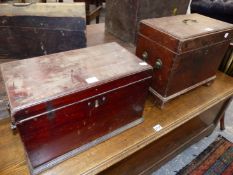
1,24,233,175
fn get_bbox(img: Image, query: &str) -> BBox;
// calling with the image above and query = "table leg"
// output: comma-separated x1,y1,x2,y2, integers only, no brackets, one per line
216,97,232,131
95,0,102,23
220,114,225,131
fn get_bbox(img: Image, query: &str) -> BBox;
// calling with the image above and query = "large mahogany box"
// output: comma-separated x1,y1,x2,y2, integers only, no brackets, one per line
0,3,86,59
1,42,152,174
105,0,190,43
136,14,233,107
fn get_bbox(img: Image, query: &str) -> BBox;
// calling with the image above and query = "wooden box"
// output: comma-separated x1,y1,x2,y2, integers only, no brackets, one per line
0,3,86,59
105,0,190,43
136,14,233,107
1,42,152,174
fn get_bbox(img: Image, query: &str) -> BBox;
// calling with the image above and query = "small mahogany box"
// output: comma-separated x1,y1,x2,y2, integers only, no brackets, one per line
1,43,152,174
136,14,233,107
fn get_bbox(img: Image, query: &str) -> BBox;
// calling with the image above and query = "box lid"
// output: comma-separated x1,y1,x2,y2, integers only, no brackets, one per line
0,3,85,18
140,14,233,53
1,42,152,119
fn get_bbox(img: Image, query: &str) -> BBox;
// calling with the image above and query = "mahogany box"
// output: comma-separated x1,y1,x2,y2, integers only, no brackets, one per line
0,3,86,59
1,43,152,174
136,14,233,107
105,0,190,43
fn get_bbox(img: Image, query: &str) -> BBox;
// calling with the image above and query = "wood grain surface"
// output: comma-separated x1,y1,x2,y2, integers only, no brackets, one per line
0,24,233,175
0,71,233,175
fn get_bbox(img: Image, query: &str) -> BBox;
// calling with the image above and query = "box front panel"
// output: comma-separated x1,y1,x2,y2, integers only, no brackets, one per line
166,41,230,96
0,25,86,59
17,77,151,169
136,34,175,96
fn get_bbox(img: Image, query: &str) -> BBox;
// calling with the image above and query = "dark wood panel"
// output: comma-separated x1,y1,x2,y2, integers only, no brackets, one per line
105,0,190,43
0,16,86,59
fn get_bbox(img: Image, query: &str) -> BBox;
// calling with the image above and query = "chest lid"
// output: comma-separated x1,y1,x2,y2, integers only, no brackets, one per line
139,14,233,53
1,42,152,117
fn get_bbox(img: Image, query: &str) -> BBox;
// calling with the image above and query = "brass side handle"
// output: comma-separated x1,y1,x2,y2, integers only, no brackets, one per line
142,51,148,61
154,59,163,70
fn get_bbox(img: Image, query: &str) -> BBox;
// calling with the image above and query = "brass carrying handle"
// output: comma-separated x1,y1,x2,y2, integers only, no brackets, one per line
142,51,163,70
183,19,197,24
154,59,163,70
142,51,148,61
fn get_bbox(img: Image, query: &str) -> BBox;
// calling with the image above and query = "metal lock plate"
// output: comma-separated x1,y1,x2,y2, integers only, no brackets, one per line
88,96,106,108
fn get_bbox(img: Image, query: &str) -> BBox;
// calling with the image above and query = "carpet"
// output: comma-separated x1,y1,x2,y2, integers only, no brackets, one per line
177,136,233,175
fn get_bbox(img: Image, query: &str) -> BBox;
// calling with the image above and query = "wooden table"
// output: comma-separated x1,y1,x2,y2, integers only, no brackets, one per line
0,24,233,175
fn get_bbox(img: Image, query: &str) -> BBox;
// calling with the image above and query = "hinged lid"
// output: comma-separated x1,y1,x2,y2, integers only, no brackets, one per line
1,42,152,120
140,14,233,53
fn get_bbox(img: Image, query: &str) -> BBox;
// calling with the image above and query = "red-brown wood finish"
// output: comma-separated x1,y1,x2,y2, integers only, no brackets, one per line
1,42,153,172
136,14,233,107
18,78,151,168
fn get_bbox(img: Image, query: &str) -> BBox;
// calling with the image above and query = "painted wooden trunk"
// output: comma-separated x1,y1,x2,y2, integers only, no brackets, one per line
0,3,86,59
105,0,190,43
136,14,233,107
1,42,152,174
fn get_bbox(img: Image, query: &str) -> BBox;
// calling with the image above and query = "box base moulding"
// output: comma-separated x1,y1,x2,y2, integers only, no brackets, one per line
27,117,144,175
150,76,216,108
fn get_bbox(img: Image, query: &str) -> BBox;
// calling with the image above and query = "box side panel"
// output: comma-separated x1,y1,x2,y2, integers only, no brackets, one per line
139,22,180,53
105,0,138,43
136,34,175,96
166,41,231,96
17,76,151,169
